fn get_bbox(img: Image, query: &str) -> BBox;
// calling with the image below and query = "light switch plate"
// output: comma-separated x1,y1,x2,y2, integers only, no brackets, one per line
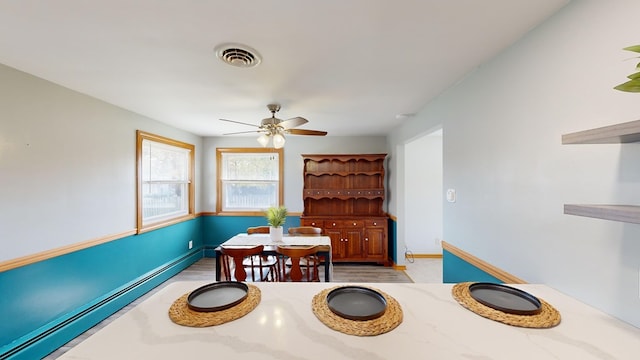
446,189,456,203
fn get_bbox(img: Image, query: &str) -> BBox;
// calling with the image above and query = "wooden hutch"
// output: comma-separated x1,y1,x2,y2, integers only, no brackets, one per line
300,154,390,265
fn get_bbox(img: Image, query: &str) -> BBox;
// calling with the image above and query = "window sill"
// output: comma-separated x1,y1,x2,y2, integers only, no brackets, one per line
137,214,196,234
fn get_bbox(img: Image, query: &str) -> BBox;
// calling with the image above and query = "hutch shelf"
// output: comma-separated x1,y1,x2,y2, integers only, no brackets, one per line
562,119,640,224
300,154,390,265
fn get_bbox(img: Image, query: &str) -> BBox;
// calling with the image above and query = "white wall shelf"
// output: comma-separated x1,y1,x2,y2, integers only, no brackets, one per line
564,204,640,224
562,120,640,224
562,119,640,144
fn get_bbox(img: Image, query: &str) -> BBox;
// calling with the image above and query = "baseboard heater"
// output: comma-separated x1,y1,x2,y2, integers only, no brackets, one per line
1,250,201,360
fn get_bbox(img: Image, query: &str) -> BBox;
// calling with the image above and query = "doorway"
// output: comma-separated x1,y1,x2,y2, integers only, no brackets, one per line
404,127,443,255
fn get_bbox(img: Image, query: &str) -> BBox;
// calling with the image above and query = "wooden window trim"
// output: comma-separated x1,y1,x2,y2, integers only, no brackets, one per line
136,130,195,233
216,147,284,216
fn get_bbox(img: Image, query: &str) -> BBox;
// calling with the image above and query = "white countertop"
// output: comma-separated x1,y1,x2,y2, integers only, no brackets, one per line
58,282,640,360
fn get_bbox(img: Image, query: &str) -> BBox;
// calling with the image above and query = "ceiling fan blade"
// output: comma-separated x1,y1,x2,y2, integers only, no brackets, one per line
223,130,264,135
279,117,308,129
286,129,328,136
219,118,260,128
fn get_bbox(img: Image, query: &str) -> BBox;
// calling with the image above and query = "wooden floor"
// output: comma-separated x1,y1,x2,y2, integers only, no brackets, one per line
45,257,412,359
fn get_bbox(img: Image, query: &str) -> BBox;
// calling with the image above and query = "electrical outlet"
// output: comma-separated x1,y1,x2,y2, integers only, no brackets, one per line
188,240,193,249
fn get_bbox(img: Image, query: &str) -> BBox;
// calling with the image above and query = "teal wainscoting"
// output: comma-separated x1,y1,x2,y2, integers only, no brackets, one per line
442,249,503,284
201,215,301,256
388,217,398,264
0,218,203,360
201,215,398,263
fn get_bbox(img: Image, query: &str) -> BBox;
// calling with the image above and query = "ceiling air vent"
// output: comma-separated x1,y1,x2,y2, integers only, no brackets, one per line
214,43,262,68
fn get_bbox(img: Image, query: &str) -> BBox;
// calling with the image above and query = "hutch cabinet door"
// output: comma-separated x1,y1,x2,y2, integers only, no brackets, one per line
325,228,346,260
325,227,364,260
344,228,364,259
364,227,386,259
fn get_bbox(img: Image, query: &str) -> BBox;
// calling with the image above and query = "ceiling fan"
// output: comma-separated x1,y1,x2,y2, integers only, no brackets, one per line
219,104,327,148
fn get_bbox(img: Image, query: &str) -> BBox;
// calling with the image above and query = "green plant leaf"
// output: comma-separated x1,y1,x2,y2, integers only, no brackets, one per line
614,46,640,92
628,71,640,80
614,79,640,92
265,206,287,227
623,45,640,53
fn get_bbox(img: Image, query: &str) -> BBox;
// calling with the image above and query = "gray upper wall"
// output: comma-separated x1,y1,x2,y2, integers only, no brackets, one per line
0,62,387,262
0,63,205,261
389,0,640,327
202,135,388,213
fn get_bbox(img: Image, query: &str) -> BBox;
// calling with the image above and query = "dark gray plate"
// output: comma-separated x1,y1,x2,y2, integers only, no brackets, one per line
327,286,387,320
469,282,542,315
187,282,249,312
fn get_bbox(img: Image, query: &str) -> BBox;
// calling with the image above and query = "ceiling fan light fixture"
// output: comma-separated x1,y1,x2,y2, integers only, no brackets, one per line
219,104,326,147
257,133,270,147
214,43,262,68
272,133,286,149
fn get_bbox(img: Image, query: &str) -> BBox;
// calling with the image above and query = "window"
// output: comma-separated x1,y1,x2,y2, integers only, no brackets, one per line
136,131,194,233
216,148,283,215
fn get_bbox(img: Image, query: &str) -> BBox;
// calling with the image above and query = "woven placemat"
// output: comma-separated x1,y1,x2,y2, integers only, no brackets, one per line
311,286,403,336
168,284,261,327
452,282,561,328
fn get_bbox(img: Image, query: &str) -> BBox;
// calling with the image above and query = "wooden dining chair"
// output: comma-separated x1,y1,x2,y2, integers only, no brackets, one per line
287,226,323,270
275,245,321,282
220,245,278,282
247,226,270,234
245,226,278,269
287,226,322,236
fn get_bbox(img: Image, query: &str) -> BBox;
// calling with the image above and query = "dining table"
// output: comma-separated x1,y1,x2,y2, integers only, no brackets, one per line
56,281,640,359
215,233,333,282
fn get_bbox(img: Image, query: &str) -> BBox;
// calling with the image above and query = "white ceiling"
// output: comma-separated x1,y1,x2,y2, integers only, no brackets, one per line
0,0,569,137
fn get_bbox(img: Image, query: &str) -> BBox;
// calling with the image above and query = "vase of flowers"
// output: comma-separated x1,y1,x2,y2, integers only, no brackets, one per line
265,206,287,242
